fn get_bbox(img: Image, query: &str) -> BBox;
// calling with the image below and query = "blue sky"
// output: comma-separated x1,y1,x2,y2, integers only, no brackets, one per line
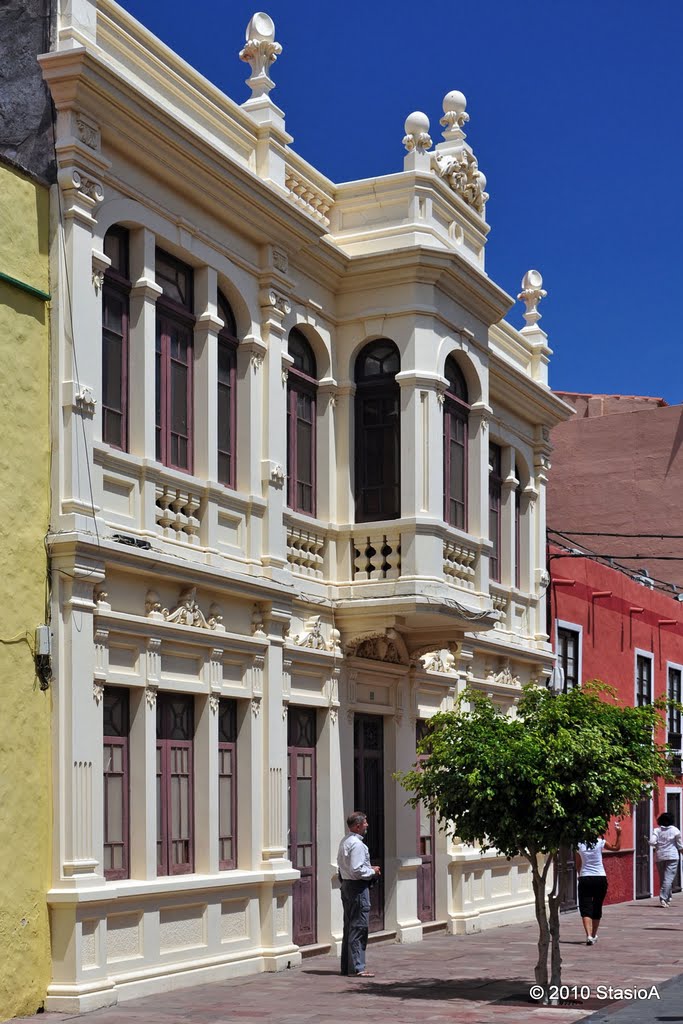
119,0,682,405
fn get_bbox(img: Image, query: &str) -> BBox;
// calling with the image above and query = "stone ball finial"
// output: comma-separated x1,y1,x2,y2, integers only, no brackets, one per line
518,269,548,326
443,90,467,116
246,12,276,42
403,111,432,154
441,90,470,133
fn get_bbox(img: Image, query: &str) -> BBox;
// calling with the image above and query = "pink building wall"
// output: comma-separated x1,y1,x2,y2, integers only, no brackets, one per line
548,394,683,591
550,548,683,904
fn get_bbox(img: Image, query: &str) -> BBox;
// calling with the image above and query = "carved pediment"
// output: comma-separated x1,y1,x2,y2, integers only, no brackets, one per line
346,629,409,665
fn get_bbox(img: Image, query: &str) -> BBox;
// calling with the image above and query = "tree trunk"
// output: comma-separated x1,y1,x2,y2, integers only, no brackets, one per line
548,858,562,992
528,853,550,999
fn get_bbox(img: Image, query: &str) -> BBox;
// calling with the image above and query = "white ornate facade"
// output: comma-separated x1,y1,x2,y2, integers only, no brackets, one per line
41,0,570,1010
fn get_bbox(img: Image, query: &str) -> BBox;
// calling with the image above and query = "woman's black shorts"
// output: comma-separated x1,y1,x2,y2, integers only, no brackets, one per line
578,875,608,919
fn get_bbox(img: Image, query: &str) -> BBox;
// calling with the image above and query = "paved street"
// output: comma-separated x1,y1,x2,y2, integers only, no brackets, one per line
17,897,683,1024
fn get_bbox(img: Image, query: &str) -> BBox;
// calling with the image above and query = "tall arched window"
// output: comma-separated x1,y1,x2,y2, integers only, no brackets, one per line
217,292,238,488
102,226,130,450
354,339,400,522
443,356,469,530
287,328,317,516
155,249,194,472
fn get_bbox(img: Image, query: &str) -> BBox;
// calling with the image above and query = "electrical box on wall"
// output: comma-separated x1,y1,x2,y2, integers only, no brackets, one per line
35,625,52,656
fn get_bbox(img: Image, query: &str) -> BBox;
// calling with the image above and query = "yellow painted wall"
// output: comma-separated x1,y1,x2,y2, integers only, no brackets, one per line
0,162,52,1019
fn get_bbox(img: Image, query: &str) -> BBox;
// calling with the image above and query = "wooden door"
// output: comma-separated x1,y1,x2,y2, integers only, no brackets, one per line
666,792,682,894
288,707,317,946
416,721,436,922
556,845,578,912
634,797,652,899
354,714,385,931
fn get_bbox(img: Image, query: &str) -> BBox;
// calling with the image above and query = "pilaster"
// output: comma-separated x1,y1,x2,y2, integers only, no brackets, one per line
468,402,492,593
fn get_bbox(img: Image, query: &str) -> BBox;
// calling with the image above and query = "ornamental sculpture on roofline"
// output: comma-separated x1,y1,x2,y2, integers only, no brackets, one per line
239,13,282,99
517,270,547,326
432,90,489,216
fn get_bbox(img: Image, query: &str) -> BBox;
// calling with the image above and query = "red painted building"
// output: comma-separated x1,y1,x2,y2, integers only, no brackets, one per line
550,546,683,905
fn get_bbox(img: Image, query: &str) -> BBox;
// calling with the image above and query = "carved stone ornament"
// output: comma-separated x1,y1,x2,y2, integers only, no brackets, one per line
209,693,220,714
93,582,110,611
70,170,104,204
403,111,432,154
268,290,291,316
485,662,520,688
252,603,267,638
421,648,457,674
329,706,338,725
239,13,282,100
76,117,100,150
433,149,488,215
440,90,470,134
148,586,226,631
290,615,327,650
346,629,409,665
145,684,158,708
270,464,285,488
251,696,262,717
538,569,551,589
328,627,342,654
92,269,105,293
517,270,547,327
273,250,288,273
145,590,163,619
93,681,105,705
74,385,97,414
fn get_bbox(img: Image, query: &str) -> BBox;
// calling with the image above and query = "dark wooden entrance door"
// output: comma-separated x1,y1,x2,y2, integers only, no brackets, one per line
354,714,385,931
416,721,436,923
634,797,651,899
556,845,578,912
666,792,682,894
288,707,317,946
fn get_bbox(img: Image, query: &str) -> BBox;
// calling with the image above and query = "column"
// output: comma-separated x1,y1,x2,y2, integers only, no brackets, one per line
193,266,220,482
500,445,517,589
391,706,423,943
258,288,290,579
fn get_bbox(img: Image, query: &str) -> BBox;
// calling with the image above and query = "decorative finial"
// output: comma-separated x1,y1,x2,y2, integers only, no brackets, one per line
239,12,282,100
403,112,432,154
517,270,547,326
440,90,469,139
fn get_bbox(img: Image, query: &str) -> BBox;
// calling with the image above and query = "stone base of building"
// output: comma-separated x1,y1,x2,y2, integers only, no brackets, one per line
447,896,537,935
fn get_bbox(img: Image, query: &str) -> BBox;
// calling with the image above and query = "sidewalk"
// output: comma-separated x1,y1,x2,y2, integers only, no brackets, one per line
16,898,683,1024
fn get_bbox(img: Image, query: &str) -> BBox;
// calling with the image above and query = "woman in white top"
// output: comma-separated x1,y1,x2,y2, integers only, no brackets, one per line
649,812,683,907
576,821,622,945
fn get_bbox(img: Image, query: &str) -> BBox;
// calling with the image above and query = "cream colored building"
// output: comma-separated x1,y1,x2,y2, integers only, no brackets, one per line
41,0,570,1010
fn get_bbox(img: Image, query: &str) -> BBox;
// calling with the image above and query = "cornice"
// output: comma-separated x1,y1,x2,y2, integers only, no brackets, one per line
489,359,576,426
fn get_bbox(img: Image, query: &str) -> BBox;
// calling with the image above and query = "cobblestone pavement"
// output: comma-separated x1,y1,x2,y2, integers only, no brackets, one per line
15,897,683,1024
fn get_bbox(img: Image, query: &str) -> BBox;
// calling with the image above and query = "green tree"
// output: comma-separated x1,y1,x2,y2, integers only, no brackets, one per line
398,682,673,1000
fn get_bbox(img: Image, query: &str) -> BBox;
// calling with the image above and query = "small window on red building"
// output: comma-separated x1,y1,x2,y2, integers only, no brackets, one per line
103,687,130,880
557,627,580,692
636,653,653,707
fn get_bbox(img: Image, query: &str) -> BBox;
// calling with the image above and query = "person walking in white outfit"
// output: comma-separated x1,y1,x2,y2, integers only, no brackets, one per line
576,822,621,945
649,812,683,907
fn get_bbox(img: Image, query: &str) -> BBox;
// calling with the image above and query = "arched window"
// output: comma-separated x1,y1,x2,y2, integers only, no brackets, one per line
354,339,401,522
514,463,522,589
287,328,317,515
443,356,469,530
217,292,238,488
489,443,502,583
155,249,194,471
102,226,130,450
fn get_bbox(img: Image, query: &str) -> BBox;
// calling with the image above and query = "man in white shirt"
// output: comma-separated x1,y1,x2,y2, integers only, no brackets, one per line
337,811,381,977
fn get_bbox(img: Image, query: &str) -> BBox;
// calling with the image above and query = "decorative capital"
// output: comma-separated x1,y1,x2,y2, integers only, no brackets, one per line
518,270,547,327
403,111,432,154
209,692,220,714
145,684,158,708
93,681,105,705
239,13,282,100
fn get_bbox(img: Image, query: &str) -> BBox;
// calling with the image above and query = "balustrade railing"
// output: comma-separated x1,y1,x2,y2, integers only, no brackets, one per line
443,538,477,589
155,485,203,544
352,532,401,581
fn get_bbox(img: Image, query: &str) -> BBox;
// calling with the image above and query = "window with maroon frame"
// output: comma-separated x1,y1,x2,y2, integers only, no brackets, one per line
354,339,401,523
287,329,317,516
443,356,469,530
103,687,130,880
218,698,238,870
514,464,521,589
217,293,238,488
155,250,194,472
102,227,130,450
156,694,194,876
489,443,502,582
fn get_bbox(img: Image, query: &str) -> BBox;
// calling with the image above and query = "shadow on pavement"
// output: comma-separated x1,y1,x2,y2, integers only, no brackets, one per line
341,977,534,1005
